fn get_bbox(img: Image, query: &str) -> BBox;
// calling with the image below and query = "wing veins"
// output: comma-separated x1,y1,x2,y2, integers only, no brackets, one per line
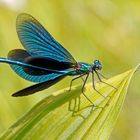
18,22,68,59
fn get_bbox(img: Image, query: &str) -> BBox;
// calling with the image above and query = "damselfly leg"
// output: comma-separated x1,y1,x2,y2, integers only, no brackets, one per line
95,71,117,90
69,73,86,91
92,70,108,101
69,73,94,105
81,73,94,105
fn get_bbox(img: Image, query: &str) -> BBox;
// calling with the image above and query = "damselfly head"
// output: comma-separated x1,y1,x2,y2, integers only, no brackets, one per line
93,60,102,70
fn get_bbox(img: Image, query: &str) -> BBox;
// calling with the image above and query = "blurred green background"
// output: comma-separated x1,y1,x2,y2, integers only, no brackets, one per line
0,0,140,139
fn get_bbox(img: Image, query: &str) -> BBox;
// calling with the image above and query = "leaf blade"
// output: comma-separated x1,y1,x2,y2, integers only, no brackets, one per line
1,66,139,140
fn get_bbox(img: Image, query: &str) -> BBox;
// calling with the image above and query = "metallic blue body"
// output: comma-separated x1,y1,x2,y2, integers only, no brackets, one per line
68,62,92,75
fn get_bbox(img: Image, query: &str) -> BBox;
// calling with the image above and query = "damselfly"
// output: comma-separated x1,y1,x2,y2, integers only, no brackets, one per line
0,13,116,104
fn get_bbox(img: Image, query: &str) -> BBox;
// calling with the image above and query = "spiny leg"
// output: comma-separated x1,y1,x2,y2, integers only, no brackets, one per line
92,70,108,101
97,72,108,80
81,73,94,105
69,73,86,91
95,71,117,90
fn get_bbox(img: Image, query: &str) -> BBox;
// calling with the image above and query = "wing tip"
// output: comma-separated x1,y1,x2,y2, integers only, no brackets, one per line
16,13,35,29
12,93,19,97
12,92,27,97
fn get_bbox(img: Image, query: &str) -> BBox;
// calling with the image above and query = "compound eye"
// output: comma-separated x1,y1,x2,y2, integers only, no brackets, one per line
94,60,98,63
96,60,99,63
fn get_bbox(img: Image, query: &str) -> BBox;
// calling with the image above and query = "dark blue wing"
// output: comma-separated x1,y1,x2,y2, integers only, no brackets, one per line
8,49,67,83
12,74,65,97
16,13,76,64
10,64,63,83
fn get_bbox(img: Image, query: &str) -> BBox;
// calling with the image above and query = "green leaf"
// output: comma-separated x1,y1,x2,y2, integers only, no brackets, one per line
1,65,139,140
